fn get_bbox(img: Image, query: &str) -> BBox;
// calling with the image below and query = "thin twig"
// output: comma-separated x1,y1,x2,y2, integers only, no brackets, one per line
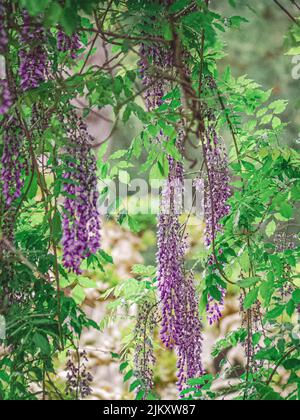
273,0,300,25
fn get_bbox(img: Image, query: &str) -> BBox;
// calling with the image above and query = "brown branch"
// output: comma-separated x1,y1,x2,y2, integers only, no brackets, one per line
80,27,169,45
290,0,300,11
273,0,300,25
266,346,299,386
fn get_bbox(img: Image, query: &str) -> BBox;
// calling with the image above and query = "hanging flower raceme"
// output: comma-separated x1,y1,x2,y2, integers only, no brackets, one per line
195,124,231,325
0,79,13,115
206,286,226,326
1,115,25,208
19,12,47,91
176,273,204,392
57,30,81,59
157,143,204,390
140,40,204,391
65,350,93,399
62,114,101,274
158,154,186,349
0,0,8,54
139,43,172,111
203,125,231,247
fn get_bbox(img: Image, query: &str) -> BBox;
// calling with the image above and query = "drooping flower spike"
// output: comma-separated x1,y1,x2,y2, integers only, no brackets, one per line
140,43,204,391
195,123,231,325
0,79,13,115
203,125,231,248
57,30,81,59
19,12,48,91
61,113,101,274
1,116,25,208
0,0,8,54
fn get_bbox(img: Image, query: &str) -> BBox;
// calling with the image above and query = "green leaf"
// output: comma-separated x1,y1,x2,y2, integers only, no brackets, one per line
255,384,283,400
265,305,285,320
209,286,222,302
52,211,62,243
21,0,51,15
280,203,293,219
136,390,145,400
272,117,282,129
261,114,273,125
243,288,259,310
99,250,113,264
123,369,134,383
286,299,296,317
163,23,173,41
285,46,300,55
33,333,51,356
238,277,260,288
110,150,128,160
254,347,280,362
119,362,129,373
269,100,288,114
71,285,86,305
283,359,300,370
292,289,300,304
79,277,97,288
266,220,276,238
229,15,249,28
129,379,142,392
60,7,79,35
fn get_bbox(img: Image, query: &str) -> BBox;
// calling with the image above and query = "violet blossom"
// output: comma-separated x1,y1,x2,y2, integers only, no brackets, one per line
19,12,47,91
57,30,81,59
176,274,204,392
195,125,231,325
65,350,93,399
0,79,13,115
139,43,172,111
1,116,25,208
203,125,231,247
62,114,101,274
206,287,226,326
157,144,204,390
0,0,8,54
140,40,204,392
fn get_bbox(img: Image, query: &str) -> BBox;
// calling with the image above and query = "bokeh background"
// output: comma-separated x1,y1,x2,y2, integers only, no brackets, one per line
56,0,299,400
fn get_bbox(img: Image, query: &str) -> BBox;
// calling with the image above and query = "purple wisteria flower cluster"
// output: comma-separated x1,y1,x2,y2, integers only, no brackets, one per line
62,114,101,274
65,350,93,399
158,153,186,349
158,155,204,391
0,0,8,54
176,273,204,391
19,12,47,91
206,286,226,326
140,43,204,390
203,125,231,248
0,79,12,115
1,116,25,208
139,43,172,111
0,2,12,115
195,124,231,325
57,30,81,59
